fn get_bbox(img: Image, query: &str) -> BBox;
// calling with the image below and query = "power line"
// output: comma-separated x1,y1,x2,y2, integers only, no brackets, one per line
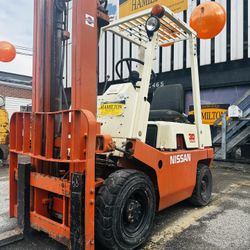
13,45,33,57
15,44,33,49
15,45,33,52
16,46,33,52
16,51,33,57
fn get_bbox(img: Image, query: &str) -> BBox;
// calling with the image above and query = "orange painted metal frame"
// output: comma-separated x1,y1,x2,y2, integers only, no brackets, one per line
71,0,98,114
129,139,213,210
9,109,97,249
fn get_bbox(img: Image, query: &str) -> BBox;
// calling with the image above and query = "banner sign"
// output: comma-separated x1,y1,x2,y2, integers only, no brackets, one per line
189,104,229,125
119,0,188,18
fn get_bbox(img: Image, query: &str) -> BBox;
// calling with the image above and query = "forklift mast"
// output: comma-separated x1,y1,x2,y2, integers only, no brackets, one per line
33,0,102,113
9,0,109,249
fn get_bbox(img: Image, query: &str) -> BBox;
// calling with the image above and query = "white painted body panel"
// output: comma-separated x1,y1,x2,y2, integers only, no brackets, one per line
97,82,150,156
97,83,139,139
97,83,150,151
148,121,212,150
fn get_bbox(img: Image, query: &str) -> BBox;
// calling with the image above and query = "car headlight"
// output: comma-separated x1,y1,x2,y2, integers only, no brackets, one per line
145,16,160,34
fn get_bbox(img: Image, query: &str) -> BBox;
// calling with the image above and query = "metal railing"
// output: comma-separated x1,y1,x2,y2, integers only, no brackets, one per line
213,89,250,160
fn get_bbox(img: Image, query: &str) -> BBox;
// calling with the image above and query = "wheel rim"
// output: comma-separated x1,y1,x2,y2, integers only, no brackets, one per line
201,175,209,200
121,189,149,237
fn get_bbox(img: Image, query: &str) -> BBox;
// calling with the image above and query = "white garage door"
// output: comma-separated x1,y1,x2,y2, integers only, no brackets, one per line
5,97,32,119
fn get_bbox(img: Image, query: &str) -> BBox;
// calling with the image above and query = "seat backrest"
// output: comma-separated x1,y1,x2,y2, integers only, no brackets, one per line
150,84,184,113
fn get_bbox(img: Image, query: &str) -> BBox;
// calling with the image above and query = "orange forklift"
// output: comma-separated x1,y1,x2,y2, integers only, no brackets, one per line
4,1,216,250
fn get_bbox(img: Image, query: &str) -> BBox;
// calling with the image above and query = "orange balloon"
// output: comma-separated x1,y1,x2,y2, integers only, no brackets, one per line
190,2,226,39
0,41,16,62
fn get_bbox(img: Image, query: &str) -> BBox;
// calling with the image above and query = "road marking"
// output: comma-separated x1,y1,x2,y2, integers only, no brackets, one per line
144,180,250,249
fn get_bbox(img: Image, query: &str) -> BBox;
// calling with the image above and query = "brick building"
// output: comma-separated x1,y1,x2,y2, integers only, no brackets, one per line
0,84,31,99
0,71,32,118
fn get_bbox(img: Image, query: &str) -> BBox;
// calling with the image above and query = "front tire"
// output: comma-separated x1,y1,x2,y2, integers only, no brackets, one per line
189,163,213,206
95,169,156,250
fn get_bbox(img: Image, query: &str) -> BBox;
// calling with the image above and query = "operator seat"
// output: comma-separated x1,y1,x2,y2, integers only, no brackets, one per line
149,84,188,123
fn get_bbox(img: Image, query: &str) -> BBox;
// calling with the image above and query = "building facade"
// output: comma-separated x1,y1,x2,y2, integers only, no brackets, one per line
99,0,250,120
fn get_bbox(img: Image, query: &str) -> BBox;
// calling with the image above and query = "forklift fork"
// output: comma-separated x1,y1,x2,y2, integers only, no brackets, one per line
0,162,30,248
5,110,98,249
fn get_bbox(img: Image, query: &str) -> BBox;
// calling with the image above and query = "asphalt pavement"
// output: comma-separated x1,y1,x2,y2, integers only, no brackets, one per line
0,161,249,250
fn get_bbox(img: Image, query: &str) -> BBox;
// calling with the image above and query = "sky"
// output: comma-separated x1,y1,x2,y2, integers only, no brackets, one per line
0,0,33,76
0,0,118,77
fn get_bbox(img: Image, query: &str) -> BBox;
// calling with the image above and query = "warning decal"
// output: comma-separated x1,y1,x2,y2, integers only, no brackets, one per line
85,14,95,27
98,103,125,117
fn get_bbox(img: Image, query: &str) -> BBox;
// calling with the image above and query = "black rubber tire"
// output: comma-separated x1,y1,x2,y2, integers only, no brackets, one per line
189,164,213,206
95,169,156,250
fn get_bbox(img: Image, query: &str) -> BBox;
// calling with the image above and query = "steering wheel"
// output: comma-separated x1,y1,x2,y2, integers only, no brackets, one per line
115,58,156,84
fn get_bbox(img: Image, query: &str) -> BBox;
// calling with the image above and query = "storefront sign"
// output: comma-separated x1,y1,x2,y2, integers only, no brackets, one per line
119,0,188,18
189,104,229,125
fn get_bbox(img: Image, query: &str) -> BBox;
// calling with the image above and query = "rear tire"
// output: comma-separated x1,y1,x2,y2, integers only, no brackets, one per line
189,164,212,206
95,169,156,250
